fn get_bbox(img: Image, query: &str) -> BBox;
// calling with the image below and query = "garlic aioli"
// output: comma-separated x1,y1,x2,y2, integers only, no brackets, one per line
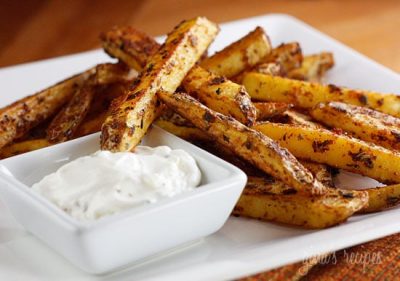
32,146,201,221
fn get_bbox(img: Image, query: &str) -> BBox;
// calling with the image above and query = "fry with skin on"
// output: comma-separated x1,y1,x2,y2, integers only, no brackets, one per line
101,17,219,151
311,102,400,151
233,176,368,229
200,27,272,78
0,139,51,159
94,62,138,85
158,90,327,195
263,42,303,74
288,52,334,82
254,121,400,183
254,102,293,120
0,68,95,149
358,184,400,213
243,72,400,117
101,25,257,125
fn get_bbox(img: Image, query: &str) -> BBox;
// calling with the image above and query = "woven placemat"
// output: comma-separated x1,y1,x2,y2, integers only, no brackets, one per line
241,233,400,281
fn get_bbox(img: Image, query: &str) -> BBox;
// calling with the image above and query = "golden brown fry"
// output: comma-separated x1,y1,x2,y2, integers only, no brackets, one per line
95,62,138,85
254,102,293,120
100,26,160,71
263,42,303,74
254,121,400,183
101,25,257,125
233,176,368,229
0,68,95,149
155,119,208,141
243,72,400,117
311,102,400,151
74,111,108,137
200,27,272,78
0,139,51,159
358,184,400,213
158,90,327,195
233,62,282,84
300,160,335,187
288,52,334,82
182,66,256,125
46,76,96,143
101,17,219,151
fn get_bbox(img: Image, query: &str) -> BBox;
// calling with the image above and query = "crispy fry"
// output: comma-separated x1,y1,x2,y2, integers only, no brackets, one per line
233,62,282,84
300,160,335,187
101,25,257,125
200,27,272,78
182,66,256,125
243,72,400,117
74,111,108,137
155,119,208,141
263,42,303,74
101,17,219,151
95,62,138,85
0,68,95,149
233,176,368,229
46,76,97,143
311,102,400,151
0,139,51,159
288,52,334,82
358,184,400,213
100,26,160,71
254,102,293,120
254,121,400,183
158,90,327,195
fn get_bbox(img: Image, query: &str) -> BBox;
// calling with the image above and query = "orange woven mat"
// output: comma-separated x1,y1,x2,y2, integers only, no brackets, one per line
241,233,400,281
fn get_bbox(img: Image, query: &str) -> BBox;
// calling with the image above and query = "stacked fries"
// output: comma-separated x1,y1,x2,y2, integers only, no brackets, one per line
2,16,400,229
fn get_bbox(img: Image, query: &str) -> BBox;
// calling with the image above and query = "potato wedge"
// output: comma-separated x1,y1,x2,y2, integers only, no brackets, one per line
358,184,400,213
200,27,271,78
158,90,326,195
0,68,95,149
288,52,334,82
101,25,257,125
182,66,256,125
233,62,282,84
311,102,400,151
95,62,138,85
101,17,219,151
0,139,51,159
254,121,400,183
46,76,96,143
263,42,303,74
254,102,293,120
233,176,368,229
100,26,160,71
300,160,335,187
243,72,400,117
155,119,208,141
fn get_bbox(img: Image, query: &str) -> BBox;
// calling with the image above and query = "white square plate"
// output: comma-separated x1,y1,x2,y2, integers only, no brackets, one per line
0,13,399,281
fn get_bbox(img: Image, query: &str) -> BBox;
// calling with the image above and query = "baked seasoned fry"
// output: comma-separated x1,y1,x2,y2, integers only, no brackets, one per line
263,42,303,74
254,102,293,120
358,184,400,213
101,17,219,151
101,25,257,125
155,119,208,141
254,122,400,183
300,160,335,187
233,62,281,84
74,111,108,137
95,62,138,85
233,176,368,229
288,52,334,82
0,68,95,149
311,102,400,151
158,90,327,195
182,66,256,125
243,72,400,117
0,139,51,159
200,27,272,78
100,26,159,71
46,76,96,143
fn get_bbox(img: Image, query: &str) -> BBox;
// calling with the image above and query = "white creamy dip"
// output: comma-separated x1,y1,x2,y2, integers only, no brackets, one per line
32,146,201,221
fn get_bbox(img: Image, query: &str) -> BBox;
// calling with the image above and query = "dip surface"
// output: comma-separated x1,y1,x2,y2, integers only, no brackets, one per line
32,146,201,221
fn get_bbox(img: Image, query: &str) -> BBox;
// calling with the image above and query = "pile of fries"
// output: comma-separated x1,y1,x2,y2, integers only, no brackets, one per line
2,17,400,229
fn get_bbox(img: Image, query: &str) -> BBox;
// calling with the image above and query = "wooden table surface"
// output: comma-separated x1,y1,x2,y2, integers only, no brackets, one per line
1,0,400,280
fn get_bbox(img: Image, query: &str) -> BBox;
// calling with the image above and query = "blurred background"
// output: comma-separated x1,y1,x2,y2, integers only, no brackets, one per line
1,0,399,71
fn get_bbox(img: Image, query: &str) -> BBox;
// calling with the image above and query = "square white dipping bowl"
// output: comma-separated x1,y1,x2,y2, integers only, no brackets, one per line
0,126,247,274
